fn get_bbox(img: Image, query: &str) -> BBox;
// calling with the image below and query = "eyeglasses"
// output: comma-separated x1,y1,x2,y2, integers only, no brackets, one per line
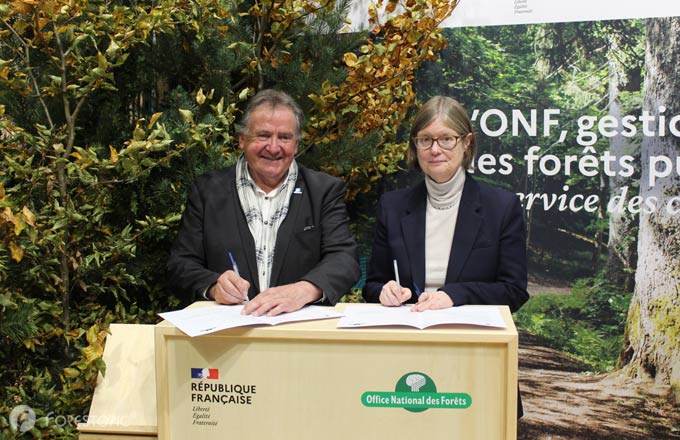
413,135,464,151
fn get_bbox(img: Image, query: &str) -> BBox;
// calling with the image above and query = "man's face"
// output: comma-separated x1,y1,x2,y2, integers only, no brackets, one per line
239,104,299,193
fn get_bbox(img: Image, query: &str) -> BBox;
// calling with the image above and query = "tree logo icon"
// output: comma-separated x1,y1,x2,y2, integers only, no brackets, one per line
405,373,427,391
395,372,437,413
10,405,36,433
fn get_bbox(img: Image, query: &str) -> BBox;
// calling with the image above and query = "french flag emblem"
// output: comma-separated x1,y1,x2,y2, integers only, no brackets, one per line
191,368,219,379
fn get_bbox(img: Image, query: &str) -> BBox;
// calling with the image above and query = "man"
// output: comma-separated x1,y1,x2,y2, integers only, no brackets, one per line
167,89,360,316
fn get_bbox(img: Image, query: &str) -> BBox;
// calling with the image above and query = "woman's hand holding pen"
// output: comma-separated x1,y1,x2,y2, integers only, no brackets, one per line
379,280,412,307
209,270,250,304
381,259,411,307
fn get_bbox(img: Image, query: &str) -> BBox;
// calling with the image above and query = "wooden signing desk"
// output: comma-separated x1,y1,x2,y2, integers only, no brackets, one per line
79,304,518,440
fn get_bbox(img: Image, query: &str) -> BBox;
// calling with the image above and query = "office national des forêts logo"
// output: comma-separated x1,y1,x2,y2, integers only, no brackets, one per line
361,372,472,413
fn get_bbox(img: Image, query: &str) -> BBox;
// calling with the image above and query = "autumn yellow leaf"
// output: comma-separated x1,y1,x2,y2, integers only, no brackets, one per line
13,215,25,235
83,345,104,363
343,52,359,67
148,112,162,129
196,88,206,105
0,207,11,224
21,206,35,226
9,241,24,262
63,367,80,379
109,145,119,163
10,0,34,15
86,325,106,345
178,108,193,124
133,123,145,140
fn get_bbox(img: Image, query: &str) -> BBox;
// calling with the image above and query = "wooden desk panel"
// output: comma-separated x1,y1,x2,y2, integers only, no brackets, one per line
155,304,517,440
81,305,517,440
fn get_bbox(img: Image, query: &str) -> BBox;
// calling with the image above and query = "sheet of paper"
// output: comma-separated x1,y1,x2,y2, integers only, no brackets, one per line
159,305,343,337
336,304,506,329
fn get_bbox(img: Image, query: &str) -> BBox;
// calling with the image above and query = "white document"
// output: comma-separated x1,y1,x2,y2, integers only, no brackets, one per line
337,304,506,329
159,305,343,337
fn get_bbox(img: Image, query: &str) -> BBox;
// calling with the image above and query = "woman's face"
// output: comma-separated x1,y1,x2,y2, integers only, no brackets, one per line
415,118,470,183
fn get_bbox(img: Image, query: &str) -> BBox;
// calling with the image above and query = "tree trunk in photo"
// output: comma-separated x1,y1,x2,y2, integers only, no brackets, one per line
620,17,680,403
604,33,639,292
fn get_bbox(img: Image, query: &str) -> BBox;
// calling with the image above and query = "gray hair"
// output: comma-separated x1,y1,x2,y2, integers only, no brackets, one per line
236,89,305,139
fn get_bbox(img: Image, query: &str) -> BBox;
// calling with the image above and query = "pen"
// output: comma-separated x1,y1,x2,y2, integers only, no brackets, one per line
393,259,401,286
228,251,240,276
228,251,249,302
393,259,403,307
414,282,422,298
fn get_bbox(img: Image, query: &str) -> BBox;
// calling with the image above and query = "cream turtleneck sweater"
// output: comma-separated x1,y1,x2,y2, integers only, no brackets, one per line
423,167,466,292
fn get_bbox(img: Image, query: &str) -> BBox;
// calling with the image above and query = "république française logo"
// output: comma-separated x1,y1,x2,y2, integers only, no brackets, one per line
361,372,471,413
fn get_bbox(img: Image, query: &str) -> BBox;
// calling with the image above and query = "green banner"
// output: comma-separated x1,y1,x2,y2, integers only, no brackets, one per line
361,392,471,409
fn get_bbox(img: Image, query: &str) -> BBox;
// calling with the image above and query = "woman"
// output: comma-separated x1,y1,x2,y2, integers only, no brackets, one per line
363,96,529,313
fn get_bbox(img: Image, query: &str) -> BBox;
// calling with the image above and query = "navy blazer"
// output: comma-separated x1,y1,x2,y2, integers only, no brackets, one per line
363,173,529,312
167,164,360,306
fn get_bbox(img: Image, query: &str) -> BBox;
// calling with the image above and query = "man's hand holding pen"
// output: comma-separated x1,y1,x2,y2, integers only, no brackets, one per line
209,270,250,304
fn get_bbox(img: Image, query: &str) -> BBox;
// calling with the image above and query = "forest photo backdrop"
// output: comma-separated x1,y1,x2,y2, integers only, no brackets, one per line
1,0,679,438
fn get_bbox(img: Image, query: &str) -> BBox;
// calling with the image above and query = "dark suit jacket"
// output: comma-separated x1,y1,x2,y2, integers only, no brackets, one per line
167,164,360,306
362,173,529,312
